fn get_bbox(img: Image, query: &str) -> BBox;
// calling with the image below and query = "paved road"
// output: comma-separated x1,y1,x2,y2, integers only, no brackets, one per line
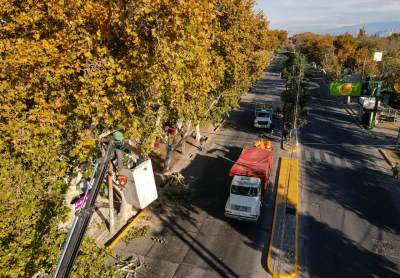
111,56,287,277
295,73,400,277
111,53,400,277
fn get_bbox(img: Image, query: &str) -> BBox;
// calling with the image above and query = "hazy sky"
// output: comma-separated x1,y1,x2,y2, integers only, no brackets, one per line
255,0,400,31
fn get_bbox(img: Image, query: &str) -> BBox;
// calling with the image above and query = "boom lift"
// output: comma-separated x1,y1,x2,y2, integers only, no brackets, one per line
53,139,146,278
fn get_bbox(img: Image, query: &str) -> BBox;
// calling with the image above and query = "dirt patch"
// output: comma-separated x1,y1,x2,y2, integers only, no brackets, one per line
387,149,400,164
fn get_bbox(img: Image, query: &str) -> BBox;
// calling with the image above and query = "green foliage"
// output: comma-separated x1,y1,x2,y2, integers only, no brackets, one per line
121,225,151,246
0,0,279,275
140,215,152,221
162,0,274,173
164,189,191,206
280,53,310,130
281,86,310,129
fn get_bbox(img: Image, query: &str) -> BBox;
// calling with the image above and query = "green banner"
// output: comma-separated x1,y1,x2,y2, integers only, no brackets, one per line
329,82,362,96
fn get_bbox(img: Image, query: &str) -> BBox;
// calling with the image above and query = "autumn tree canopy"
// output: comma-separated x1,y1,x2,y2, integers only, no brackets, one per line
0,0,284,276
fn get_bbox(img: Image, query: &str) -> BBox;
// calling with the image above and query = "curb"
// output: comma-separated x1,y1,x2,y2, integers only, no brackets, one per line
379,149,395,168
107,208,148,249
282,144,299,153
214,118,226,132
342,102,364,130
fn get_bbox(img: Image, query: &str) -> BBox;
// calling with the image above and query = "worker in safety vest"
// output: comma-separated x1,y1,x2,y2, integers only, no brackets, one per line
113,131,131,172
112,131,145,173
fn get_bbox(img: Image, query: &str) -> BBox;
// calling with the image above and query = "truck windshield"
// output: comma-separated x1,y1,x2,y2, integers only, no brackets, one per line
258,112,269,118
231,185,258,197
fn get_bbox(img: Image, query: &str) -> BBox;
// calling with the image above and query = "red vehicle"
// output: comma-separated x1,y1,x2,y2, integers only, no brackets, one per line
225,148,273,222
229,148,273,191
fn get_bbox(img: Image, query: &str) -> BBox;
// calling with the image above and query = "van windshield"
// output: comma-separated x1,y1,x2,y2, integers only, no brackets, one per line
231,185,258,197
257,112,269,118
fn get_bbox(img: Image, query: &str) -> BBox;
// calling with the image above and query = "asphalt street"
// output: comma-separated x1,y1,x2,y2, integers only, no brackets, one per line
111,52,400,277
295,68,400,277
111,56,287,277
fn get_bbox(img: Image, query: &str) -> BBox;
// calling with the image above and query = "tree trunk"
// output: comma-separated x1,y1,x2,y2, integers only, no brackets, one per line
162,121,193,174
195,124,201,141
181,134,185,155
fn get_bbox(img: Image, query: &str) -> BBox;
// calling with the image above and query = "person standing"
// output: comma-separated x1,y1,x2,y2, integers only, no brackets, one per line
393,162,399,180
199,136,206,151
283,127,289,143
276,107,281,116
270,123,275,135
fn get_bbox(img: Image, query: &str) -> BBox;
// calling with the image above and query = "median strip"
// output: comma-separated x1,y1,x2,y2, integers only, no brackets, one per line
342,102,364,130
282,144,298,153
267,157,298,278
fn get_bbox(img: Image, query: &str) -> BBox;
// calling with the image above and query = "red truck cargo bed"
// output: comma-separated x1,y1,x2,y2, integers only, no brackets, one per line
229,148,273,188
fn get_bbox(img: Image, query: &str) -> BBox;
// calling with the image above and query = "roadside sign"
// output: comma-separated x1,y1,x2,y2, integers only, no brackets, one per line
74,193,90,210
329,82,362,96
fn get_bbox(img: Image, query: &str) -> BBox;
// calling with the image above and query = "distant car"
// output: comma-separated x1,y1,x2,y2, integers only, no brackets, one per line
305,69,314,76
300,78,310,85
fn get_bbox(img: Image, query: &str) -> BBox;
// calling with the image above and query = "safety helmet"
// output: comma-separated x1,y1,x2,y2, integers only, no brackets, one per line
113,131,124,141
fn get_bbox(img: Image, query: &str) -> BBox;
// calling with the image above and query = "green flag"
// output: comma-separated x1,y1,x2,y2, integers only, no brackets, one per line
329,82,362,96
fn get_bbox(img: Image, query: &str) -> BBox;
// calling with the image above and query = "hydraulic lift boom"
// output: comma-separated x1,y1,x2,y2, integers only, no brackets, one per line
53,142,115,278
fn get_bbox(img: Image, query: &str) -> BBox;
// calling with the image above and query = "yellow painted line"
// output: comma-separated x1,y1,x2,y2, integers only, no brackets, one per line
205,136,210,142
163,179,172,190
379,149,395,168
108,208,148,249
214,118,226,132
282,144,298,153
267,158,298,278
342,102,364,130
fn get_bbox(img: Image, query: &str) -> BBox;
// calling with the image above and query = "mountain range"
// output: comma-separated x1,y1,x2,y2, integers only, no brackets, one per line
288,21,400,37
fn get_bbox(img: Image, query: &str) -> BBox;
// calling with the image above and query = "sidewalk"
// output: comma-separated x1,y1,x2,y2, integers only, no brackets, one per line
345,100,400,162
94,120,221,246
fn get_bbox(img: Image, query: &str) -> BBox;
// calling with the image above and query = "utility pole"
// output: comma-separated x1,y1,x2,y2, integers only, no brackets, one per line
370,82,382,129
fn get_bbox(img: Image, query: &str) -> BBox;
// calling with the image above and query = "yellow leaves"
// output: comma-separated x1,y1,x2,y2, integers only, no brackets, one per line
144,7,152,14
77,13,83,24
96,30,101,38
127,104,135,115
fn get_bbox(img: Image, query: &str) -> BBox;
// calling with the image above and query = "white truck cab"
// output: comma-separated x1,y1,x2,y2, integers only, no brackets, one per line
225,176,262,222
254,110,272,128
254,103,273,129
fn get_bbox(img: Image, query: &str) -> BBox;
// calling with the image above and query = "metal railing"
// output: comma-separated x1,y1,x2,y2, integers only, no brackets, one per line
378,103,400,128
